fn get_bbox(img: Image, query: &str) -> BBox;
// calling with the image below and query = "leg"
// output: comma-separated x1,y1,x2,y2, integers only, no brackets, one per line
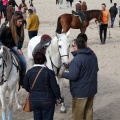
31,101,43,120
119,15,120,27
28,31,33,39
11,46,26,73
0,89,6,120
84,96,94,120
99,25,103,44
8,88,16,120
15,92,22,109
42,101,55,120
72,98,88,120
103,24,108,44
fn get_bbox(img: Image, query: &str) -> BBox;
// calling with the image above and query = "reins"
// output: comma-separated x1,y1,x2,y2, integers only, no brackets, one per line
0,52,19,85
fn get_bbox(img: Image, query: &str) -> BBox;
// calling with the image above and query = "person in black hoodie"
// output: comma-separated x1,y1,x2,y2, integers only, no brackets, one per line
60,36,98,120
109,3,118,27
23,48,62,120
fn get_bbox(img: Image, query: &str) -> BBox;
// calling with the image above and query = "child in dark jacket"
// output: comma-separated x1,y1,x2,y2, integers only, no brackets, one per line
23,48,62,120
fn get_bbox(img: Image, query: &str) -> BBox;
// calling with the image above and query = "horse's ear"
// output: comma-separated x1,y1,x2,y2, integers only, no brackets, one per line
56,32,61,39
66,30,70,38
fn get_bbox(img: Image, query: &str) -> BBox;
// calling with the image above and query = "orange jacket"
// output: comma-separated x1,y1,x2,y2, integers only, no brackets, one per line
102,10,109,24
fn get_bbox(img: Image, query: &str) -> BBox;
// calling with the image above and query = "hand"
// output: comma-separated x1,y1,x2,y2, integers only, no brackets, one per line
58,74,62,79
18,49,23,55
108,25,110,28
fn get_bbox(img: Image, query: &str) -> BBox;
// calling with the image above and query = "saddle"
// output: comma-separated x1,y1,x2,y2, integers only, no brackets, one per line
72,10,87,23
32,34,52,57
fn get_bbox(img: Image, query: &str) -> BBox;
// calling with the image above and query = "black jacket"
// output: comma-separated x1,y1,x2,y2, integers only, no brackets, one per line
109,6,118,17
0,23,24,49
62,47,98,98
23,66,61,102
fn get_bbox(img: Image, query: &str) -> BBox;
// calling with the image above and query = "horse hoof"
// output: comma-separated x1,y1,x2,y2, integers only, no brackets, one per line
60,110,67,113
17,104,22,109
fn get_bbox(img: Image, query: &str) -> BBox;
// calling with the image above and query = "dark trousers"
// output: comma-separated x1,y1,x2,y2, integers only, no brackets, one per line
28,30,38,39
110,0,112,3
31,101,55,120
99,24,108,44
70,1,73,7
111,16,115,27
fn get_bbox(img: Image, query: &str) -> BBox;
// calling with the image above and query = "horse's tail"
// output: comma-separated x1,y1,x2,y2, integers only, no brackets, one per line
56,16,62,34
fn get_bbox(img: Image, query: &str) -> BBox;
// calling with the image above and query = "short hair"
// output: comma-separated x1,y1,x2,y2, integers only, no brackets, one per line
114,3,117,6
77,33,88,41
28,9,33,13
73,37,86,49
102,3,106,7
33,48,46,64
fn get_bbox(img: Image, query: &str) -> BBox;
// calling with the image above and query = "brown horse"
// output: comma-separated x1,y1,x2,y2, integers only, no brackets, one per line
56,10,103,34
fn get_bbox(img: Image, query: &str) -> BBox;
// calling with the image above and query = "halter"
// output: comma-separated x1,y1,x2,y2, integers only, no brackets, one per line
48,41,69,74
0,53,19,85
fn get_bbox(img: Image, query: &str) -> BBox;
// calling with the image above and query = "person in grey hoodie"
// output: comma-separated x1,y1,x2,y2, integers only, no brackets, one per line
60,36,99,120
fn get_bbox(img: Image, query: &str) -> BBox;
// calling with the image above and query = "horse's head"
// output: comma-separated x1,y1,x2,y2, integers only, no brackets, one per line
56,31,70,67
96,10,103,23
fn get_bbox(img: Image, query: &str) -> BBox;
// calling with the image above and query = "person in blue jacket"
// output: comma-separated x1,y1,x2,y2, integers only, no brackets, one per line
23,48,62,120
60,36,99,120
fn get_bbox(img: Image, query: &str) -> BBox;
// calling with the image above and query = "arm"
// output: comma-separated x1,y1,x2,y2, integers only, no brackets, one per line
62,60,80,81
23,72,30,92
49,71,61,99
17,34,24,50
27,17,32,30
14,1,18,7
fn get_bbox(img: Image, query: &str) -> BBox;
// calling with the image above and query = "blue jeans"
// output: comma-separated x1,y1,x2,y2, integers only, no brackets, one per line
11,46,26,73
111,17,115,27
31,101,55,120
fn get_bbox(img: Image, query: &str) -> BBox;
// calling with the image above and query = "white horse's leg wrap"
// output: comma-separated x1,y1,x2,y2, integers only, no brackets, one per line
2,112,6,120
8,109,13,120
60,103,66,113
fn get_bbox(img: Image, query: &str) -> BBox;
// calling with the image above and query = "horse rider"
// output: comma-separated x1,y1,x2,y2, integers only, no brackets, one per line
81,1,87,12
75,1,82,12
0,11,26,86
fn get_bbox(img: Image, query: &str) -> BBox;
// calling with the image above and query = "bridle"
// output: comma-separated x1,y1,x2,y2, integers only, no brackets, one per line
0,52,19,85
48,41,69,73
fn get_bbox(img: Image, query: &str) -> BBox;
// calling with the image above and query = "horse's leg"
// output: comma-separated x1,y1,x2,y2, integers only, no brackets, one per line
15,92,22,109
58,78,66,113
58,66,66,113
8,88,16,120
0,89,7,120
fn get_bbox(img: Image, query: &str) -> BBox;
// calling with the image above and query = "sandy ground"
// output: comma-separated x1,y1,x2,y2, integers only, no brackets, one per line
1,0,120,120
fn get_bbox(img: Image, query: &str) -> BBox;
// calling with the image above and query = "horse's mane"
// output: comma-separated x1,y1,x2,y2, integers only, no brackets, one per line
85,10,102,20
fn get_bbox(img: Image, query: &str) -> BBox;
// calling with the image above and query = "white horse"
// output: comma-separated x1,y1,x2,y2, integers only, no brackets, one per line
28,32,70,112
0,45,22,120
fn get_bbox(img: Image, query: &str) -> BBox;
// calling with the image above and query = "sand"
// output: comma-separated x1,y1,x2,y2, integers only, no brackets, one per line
0,0,120,120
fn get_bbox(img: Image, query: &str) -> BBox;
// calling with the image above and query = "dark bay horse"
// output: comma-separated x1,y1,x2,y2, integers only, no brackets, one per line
56,10,103,34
